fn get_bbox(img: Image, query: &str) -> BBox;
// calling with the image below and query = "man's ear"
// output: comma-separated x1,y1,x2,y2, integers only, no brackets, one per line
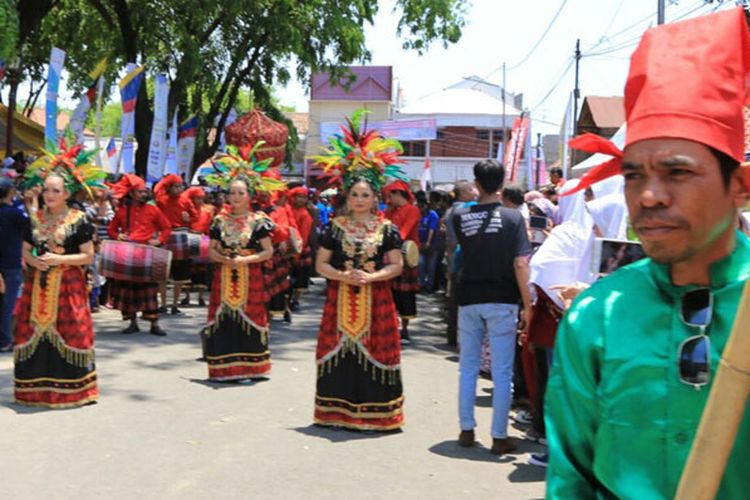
732,163,750,209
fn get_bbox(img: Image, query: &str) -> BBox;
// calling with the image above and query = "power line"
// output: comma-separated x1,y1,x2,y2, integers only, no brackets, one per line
507,0,569,70
530,57,575,113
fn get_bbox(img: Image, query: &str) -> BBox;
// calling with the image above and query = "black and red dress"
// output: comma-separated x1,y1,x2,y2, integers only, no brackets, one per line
205,212,275,381
314,215,404,431
14,208,98,408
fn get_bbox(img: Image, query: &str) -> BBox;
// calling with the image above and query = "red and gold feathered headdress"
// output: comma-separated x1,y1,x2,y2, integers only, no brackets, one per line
206,141,286,195
23,137,106,199
311,109,407,191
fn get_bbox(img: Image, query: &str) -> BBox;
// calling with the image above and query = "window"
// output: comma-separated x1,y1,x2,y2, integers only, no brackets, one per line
476,130,490,141
492,129,504,142
401,141,426,157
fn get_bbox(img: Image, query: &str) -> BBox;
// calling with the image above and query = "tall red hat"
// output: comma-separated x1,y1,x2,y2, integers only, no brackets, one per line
567,7,750,195
110,174,146,200
383,179,415,203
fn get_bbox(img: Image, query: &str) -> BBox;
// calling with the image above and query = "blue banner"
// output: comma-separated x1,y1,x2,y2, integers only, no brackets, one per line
45,48,66,147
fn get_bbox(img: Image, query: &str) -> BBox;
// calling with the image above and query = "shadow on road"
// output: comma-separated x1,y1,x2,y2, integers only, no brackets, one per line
428,439,515,464
185,377,270,390
293,424,402,443
507,462,547,483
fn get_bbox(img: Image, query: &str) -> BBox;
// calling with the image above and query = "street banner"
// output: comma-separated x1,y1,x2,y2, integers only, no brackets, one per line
177,114,198,177
218,108,237,152
106,137,117,172
164,109,179,175
147,74,169,183
506,115,529,183
70,58,107,144
45,47,66,147
118,64,144,173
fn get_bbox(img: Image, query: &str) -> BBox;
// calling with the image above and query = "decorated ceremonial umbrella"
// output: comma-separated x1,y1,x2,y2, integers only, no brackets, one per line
224,108,288,168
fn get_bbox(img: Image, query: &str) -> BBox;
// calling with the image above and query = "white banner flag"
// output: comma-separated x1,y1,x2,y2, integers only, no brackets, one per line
147,74,169,183
164,109,179,175
45,47,66,147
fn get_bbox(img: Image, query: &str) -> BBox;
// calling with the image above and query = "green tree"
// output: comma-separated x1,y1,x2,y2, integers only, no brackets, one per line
9,0,468,175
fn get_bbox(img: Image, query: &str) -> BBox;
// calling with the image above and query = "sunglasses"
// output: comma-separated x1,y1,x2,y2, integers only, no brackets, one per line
678,288,713,388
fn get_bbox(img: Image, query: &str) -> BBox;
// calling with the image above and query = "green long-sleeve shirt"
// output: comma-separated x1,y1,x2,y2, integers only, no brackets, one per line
546,231,750,499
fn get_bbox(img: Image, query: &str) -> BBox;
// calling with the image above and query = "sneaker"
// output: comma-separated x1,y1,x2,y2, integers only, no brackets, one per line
283,310,292,323
122,323,140,334
289,300,300,312
458,430,475,447
170,306,182,315
157,306,167,314
198,298,206,307
513,410,533,425
400,328,411,345
490,437,518,455
180,297,190,306
528,453,548,468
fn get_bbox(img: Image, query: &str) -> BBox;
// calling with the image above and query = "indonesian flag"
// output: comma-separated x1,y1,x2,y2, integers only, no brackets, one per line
106,137,117,172
70,58,107,144
420,157,433,191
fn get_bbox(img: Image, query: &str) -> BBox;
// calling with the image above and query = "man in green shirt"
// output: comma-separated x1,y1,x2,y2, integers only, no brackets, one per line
546,8,750,499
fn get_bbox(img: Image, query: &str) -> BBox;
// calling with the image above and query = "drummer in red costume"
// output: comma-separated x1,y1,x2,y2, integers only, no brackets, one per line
288,186,314,310
252,176,296,323
384,180,421,343
108,174,172,335
180,186,213,306
154,174,197,315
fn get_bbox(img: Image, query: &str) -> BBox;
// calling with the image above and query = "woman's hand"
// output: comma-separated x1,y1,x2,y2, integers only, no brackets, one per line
28,256,50,272
38,253,65,267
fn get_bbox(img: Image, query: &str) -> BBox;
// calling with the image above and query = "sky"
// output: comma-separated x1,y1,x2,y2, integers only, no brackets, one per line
275,0,737,133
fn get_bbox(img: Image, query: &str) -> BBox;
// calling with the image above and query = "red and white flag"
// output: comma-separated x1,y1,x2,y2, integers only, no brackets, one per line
420,157,433,191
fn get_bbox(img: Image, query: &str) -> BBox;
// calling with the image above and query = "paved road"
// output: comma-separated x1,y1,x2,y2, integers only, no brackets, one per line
0,278,546,499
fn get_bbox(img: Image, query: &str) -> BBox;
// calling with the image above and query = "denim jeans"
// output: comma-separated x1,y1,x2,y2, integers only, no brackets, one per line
0,268,23,347
458,302,519,438
418,250,440,292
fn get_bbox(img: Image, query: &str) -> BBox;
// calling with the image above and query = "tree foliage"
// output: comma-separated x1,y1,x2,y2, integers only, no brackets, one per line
8,0,468,176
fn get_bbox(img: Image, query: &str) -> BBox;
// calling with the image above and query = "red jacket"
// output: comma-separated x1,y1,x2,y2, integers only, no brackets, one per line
157,195,197,229
385,203,420,243
108,202,172,245
291,205,313,246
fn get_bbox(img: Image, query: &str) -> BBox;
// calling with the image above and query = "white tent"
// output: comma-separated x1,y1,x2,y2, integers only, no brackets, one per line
571,124,626,177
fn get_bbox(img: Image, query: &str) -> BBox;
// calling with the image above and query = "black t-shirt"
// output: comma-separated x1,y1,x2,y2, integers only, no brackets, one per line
453,202,531,306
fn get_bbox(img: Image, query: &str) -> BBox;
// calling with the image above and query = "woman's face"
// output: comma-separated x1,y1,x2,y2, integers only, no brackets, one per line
347,181,376,215
43,175,68,210
228,180,249,211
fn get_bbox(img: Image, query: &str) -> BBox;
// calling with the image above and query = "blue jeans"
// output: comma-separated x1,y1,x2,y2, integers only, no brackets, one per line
458,302,519,438
418,250,439,291
0,268,23,347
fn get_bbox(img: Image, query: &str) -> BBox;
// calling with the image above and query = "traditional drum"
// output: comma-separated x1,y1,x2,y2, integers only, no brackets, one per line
165,230,202,260
401,240,419,269
197,235,211,264
100,240,173,283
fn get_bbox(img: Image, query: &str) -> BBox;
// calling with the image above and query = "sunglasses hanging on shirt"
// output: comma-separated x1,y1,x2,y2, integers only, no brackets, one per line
678,287,713,388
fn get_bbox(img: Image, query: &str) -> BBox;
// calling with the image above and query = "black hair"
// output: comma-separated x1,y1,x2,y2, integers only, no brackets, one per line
428,190,443,204
549,167,563,178
501,185,525,207
473,159,505,194
0,180,14,199
710,148,740,189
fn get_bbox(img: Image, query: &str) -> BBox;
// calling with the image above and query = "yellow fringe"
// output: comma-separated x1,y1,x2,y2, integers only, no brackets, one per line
14,326,95,368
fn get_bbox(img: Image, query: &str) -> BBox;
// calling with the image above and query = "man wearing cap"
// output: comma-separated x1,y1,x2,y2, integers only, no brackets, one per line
546,9,750,498
154,174,197,315
383,180,421,343
288,186,313,310
108,174,172,335
0,177,26,352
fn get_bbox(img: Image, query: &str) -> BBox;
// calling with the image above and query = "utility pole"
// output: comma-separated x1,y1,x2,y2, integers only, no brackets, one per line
501,62,506,162
657,0,666,25
573,39,581,137
535,132,542,188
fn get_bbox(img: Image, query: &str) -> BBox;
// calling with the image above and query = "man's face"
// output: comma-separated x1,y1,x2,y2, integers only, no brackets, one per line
292,194,307,207
622,138,748,264
132,188,149,204
550,172,561,184
168,183,184,197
